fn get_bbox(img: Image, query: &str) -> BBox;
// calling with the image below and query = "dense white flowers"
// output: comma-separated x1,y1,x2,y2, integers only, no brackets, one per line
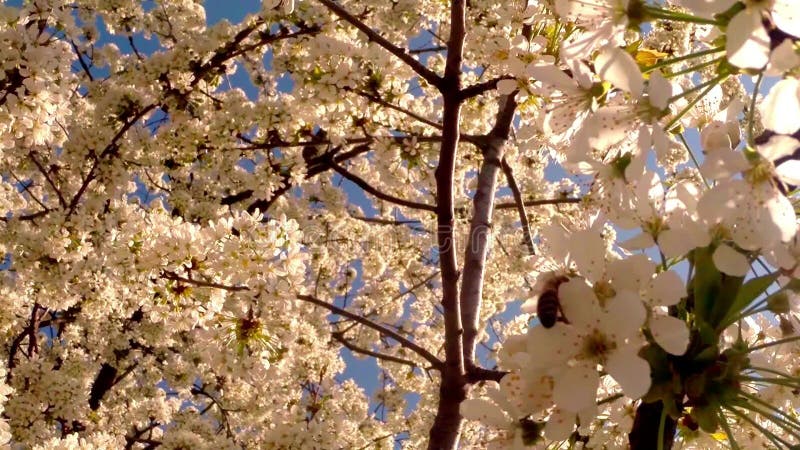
0,0,798,449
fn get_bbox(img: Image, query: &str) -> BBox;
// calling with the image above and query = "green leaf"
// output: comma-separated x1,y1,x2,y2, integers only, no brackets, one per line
709,272,745,328
693,404,720,433
718,272,779,327
691,247,721,326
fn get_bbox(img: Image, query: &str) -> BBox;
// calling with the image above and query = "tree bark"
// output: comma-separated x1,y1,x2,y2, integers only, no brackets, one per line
629,401,676,450
428,0,468,448
461,95,517,370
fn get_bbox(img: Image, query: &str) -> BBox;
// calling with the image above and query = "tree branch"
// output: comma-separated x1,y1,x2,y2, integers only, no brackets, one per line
331,331,420,368
494,197,582,209
316,0,443,89
349,88,443,130
327,159,437,212
410,45,447,55
460,94,517,374
458,76,514,100
28,151,67,209
297,294,443,369
429,0,468,447
500,157,536,255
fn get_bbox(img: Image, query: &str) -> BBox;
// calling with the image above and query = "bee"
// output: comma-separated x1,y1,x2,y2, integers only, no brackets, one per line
536,276,568,329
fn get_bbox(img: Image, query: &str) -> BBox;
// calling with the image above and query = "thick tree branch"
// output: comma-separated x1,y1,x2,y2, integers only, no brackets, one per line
500,157,536,255
464,366,508,384
428,0,468,448
460,94,517,374
327,159,437,212
629,400,677,450
316,0,443,89
297,295,443,369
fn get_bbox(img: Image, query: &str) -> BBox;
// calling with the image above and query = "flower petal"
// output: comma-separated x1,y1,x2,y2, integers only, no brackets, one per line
606,349,651,400
726,9,770,69
773,0,800,37
776,160,800,186
647,71,673,110
527,63,580,92
553,363,599,412
712,244,750,276
497,78,519,95
559,278,600,328
758,134,800,161
648,270,684,306
603,290,646,340
460,398,510,428
527,323,579,368
608,254,656,293
545,408,576,441
595,45,643,97
761,78,800,134
568,230,607,282
650,314,690,355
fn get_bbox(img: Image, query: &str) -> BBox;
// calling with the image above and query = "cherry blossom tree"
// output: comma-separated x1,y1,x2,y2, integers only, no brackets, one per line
0,0,798,449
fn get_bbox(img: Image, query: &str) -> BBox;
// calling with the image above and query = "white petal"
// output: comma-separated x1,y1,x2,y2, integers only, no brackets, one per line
649,271,684,306
761,78,800,134
497,78,519,95
647,71,673,110
657,228,696,259
763,192,797,243
700,121,733,152
606,349,651,399
527,323,579,368
697,180,742,226
559,278,601,329
544,408,576,441
759,134,800,161
758,134,800,162
777,160,800,186
527,63,580,92
568,230,607,282
553,364,599,412
608,254,656,293
677,0,736,15
595,45,644,97
767,40,800,76
773,0,800,37
603,290,646,340
712,244,750,276
726,9,770,69
461,398,510,428
619,232,656,251
650,315,690,355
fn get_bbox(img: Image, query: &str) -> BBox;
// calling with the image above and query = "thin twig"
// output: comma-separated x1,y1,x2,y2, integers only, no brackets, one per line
500,158,535,255
298,294,443,369
327,160,437,212
317,0,442,89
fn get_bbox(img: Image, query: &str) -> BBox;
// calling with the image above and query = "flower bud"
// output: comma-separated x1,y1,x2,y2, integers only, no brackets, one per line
767,291,791,315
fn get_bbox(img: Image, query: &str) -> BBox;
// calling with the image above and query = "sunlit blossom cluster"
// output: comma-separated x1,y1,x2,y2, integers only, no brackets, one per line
0,0,798,449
